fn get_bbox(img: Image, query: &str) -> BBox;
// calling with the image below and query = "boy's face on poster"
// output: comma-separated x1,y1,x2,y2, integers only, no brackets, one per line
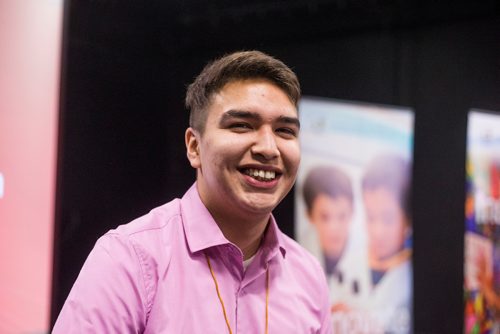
309,194,353,258
364,186,409,260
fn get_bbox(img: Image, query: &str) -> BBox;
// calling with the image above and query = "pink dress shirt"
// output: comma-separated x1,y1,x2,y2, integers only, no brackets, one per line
53,183,332,333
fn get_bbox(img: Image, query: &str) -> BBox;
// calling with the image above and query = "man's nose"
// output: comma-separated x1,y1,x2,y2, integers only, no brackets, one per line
251,127,280,160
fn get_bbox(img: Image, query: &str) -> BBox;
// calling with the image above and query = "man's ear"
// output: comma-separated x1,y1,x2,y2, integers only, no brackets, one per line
185,127,201,169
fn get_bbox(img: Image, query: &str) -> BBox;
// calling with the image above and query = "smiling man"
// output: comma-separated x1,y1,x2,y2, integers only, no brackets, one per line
53,51,332,333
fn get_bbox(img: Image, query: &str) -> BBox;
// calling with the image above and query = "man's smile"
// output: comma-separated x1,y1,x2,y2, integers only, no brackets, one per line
242,168,277,181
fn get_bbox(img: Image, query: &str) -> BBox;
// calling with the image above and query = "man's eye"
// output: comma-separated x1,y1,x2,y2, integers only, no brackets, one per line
276,128,297,137
229,123,252,130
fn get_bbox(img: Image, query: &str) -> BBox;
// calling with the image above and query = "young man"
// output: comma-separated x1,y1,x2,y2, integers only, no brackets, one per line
53,51,332,333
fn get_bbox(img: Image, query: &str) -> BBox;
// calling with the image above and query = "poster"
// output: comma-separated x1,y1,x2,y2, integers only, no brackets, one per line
295,97,414,333
464,110,500,334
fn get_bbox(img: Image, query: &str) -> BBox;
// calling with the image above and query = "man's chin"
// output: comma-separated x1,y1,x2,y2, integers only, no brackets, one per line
240,199,278,216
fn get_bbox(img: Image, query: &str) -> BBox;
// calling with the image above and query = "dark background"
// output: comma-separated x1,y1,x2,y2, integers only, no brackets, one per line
51,1,500,333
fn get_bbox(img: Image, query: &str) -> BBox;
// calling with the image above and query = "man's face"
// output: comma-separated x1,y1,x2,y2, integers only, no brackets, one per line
364,187,409,261
308,194,352,259
186,79,300,221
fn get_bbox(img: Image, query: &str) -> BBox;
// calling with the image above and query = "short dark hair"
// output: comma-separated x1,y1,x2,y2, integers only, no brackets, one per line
302,166,354,213
185,50,301,133
361,154,412,219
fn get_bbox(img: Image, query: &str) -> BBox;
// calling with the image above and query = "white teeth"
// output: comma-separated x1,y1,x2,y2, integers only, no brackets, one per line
245,169,277,181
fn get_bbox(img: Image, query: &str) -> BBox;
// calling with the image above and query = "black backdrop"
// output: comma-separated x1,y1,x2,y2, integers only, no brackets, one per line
51,1,500,333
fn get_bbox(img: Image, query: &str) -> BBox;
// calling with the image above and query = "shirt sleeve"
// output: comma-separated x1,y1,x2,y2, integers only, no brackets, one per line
52,233,150,333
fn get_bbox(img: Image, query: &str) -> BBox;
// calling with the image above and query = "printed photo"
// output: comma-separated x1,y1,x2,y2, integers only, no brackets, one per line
464,110,500,334
295,97,414,334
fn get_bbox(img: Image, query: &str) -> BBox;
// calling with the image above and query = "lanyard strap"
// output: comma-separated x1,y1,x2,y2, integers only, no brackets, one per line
205,252,269,334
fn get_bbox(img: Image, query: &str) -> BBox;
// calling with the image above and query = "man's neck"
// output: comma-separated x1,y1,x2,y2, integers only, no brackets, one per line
195,182,271,260
213,213,270,260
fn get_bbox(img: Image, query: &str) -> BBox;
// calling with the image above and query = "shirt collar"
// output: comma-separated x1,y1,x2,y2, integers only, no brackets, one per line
262,214,287,260
180,183,229,253
180,182,287,259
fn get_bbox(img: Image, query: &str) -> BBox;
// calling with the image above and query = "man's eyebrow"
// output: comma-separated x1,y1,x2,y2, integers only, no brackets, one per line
278,116,301,129
220,110,262,123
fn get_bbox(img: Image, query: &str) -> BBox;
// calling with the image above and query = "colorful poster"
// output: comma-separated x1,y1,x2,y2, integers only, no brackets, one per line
464,110,500,334
295,97,414,333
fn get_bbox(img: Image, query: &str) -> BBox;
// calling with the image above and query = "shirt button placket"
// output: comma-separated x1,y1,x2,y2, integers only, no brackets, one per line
235,285,241,333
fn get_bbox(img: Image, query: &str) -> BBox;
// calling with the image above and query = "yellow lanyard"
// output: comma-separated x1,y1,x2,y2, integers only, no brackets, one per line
205,253,269,334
